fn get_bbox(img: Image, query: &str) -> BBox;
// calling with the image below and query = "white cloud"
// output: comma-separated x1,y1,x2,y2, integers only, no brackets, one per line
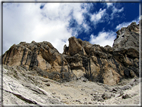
89,31,116,47
90,8,106,25
106,3,113,8
116,22,132,30
116,17,140,30
110,5,124,19
82,23,91,33
2,2,135,56
3,3,90,54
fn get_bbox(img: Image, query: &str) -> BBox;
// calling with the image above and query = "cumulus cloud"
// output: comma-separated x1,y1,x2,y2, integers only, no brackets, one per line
2,1,134,56
89,31,116,47
3,3,91,54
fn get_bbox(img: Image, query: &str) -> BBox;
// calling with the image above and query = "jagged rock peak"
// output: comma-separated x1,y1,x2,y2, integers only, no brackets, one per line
113,21,140,51
2,40,73,82
2,20,140,85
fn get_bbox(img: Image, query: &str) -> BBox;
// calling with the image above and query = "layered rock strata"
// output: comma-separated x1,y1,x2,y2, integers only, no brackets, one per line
2,21,141,85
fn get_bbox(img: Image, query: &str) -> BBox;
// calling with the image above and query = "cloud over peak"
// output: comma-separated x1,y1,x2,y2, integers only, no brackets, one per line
3,2,139,55
115,16,140,30
3,3,86,53
89,31,116,47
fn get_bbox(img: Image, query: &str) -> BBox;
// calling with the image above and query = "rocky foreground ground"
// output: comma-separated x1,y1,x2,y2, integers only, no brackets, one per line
1,64,141,106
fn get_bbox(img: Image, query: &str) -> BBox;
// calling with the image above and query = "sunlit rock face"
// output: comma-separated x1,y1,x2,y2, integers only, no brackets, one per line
2,21,141,85
2,41,73,82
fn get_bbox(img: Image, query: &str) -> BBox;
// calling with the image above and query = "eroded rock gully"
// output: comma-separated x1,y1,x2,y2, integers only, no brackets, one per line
2,21,141,85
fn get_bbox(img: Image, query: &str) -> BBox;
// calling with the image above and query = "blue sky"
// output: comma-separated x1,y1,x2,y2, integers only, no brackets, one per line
2,1,141,54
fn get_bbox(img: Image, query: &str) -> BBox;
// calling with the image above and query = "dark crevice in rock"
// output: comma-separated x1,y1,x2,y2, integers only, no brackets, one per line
123,66,138,78
82,56,89,71
82,56,94,81
60,55,64,80
124,68,131,78
97,57,102,67
128,66,139,77
21,48,26,65
29,48,38,70
88,57,93,81
96,69,104,83
25,51,31,65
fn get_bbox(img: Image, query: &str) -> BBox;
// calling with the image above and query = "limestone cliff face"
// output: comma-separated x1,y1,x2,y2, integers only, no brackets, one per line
2,21,141,85
2,41,73,82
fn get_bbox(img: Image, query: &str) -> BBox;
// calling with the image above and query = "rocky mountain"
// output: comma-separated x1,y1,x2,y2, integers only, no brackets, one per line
2,20,141,86
1,20,141,106
113,22,139,51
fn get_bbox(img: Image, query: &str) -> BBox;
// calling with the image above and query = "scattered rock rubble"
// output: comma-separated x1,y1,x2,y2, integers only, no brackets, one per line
1,65,141,106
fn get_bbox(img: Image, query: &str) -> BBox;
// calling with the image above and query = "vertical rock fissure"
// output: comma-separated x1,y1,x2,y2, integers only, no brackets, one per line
88,57,93,81
96,57,103,83
25,51,31,65
21,48,26,65
29,48,38,70
82,56,92,80
60,55,63,80
97,57,102,66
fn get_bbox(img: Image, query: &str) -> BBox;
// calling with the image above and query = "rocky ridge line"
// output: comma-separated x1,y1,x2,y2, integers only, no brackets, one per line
2,20,141,85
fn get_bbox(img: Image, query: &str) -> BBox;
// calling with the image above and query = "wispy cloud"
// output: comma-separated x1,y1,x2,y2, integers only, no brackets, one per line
89,31,116,47
82,22,92,33
110,5,124,19
115,16,140,30
89,3,124,26
90,8,106,25
2,2,138,56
